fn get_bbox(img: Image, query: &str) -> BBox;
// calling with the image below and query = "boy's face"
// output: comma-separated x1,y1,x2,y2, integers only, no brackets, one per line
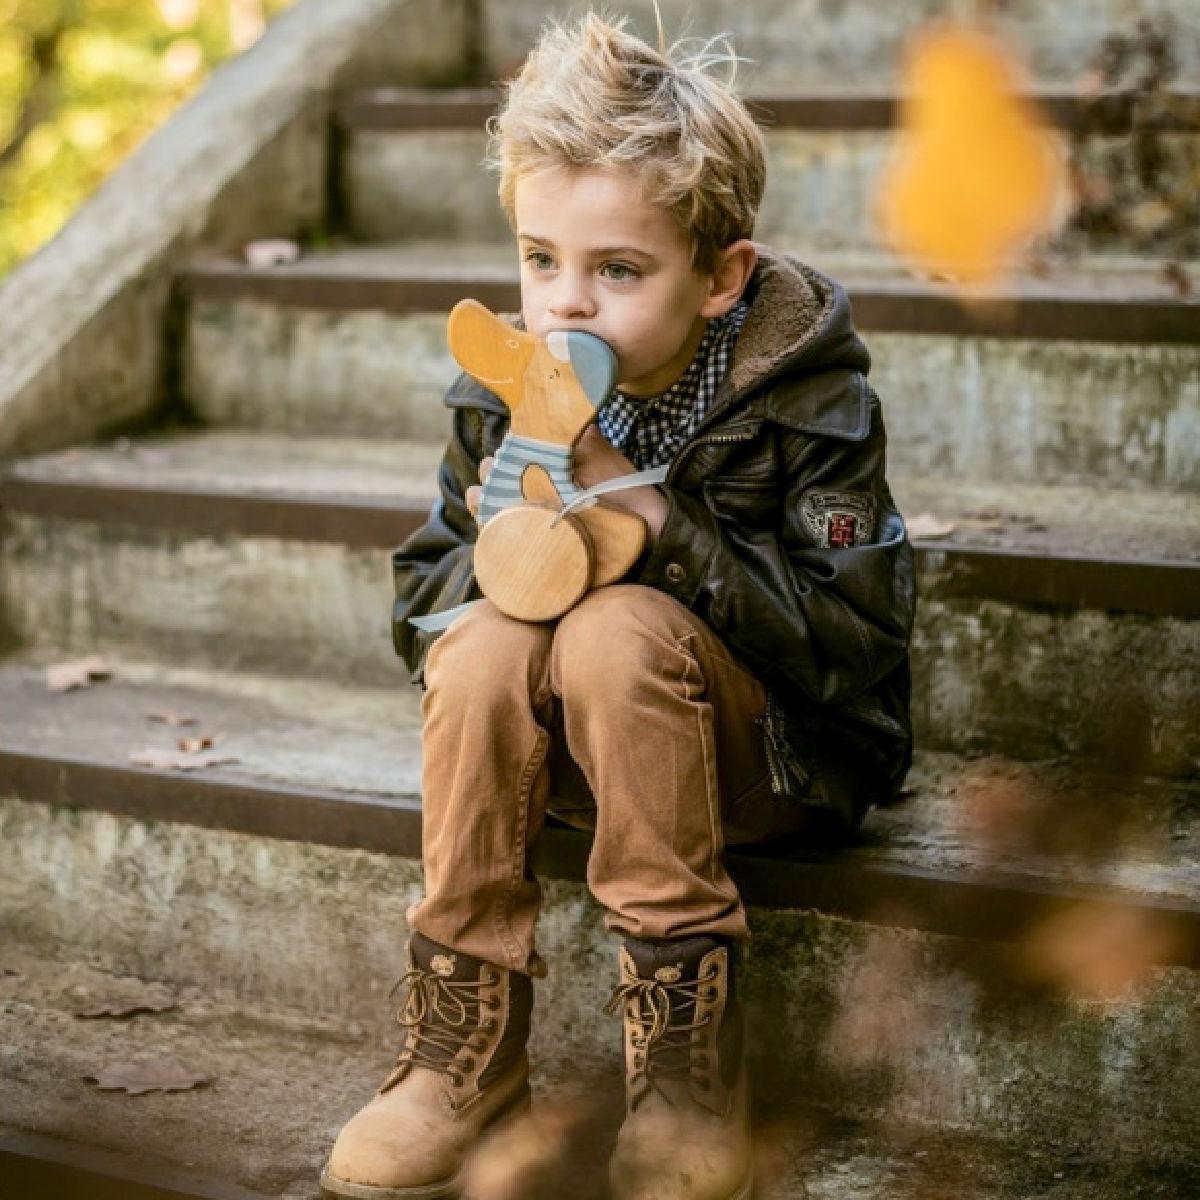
514,165,721,397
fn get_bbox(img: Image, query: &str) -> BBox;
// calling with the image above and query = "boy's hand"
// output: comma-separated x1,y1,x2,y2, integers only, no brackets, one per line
465,456,494,519
573,426,668,542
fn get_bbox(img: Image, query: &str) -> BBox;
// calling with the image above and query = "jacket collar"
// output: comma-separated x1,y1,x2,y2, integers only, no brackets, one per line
725,244,839,400
686,246,872,443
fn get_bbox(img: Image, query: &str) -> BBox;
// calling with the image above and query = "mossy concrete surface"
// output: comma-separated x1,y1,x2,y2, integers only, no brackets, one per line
179,278,1200,492
2,801,1198,1167
1,507,1195,769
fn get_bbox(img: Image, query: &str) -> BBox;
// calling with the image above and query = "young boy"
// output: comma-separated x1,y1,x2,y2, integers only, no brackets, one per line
322,12,915,1200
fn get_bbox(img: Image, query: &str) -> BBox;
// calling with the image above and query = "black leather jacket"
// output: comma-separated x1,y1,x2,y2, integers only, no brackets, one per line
391,248,917,838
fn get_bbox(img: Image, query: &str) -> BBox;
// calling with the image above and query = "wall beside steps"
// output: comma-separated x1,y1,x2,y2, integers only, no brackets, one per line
0,0,475,464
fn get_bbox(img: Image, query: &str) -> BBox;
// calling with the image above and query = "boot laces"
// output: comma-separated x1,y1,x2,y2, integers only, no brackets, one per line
604,963,719,1106
388,965,499,1085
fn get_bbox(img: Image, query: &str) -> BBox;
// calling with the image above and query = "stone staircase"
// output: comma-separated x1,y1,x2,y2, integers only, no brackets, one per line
1,2,1199,1196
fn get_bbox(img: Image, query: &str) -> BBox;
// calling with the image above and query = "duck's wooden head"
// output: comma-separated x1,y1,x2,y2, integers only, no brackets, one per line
447,299,617,446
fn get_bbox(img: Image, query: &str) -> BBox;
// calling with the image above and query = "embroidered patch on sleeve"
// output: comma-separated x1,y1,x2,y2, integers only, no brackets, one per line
800,490,877,548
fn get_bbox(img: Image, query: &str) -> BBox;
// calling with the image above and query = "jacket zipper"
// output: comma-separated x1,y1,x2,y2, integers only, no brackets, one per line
757,713,787,794
671,423,795,790
757,689,812,797
666,427,758,484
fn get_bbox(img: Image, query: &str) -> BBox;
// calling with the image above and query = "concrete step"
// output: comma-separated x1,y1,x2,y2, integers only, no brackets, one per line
177,246,1200,492
7,955,1197,1200
475,1,1200,89
1,428,1197,772
1,654,1198,1166
335,87,1200,261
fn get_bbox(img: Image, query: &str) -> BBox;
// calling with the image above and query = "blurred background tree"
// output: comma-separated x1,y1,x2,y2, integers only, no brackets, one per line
0,0,296,277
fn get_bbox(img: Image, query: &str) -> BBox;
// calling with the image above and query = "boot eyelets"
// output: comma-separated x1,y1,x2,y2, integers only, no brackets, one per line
461,1057,475,1072
450,1072,464,1087
484,1019,497,1033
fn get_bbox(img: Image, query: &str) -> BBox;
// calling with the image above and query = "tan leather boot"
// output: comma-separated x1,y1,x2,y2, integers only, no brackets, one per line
605,936,754,1200
320,932,532,1199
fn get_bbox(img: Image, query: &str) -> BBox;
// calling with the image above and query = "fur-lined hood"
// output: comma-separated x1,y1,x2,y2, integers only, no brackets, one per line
725,244,872,403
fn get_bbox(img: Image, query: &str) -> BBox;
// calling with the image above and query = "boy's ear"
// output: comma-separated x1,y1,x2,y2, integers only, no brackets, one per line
700,240,758,319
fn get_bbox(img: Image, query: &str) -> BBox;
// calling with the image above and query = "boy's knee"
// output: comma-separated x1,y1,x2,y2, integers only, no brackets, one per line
551,585,695,701
424,601,552,698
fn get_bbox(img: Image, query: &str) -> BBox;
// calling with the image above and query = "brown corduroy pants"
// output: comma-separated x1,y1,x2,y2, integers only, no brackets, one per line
406,584,812,977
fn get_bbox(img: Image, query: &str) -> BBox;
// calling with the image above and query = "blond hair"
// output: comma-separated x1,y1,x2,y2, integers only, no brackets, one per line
485,10,767,272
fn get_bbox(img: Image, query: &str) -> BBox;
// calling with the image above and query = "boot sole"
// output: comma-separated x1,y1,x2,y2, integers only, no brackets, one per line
317,1085,532,1200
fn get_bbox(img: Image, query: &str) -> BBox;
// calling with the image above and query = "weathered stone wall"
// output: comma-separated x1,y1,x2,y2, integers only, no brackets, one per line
480,0,1200,87
2,798,1196,1160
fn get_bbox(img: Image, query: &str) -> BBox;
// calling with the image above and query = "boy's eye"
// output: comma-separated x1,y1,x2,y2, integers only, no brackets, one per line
524,250,555,270
600,262,639,282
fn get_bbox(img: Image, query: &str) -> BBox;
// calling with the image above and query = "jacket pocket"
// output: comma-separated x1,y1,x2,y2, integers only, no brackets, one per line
702,477,781,531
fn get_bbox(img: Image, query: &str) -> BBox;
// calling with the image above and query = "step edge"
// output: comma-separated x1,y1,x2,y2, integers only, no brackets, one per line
334,85,1200,134
0,1128,275,1200
175,265,1200,344
1,476,1195,617
3,748,1198,964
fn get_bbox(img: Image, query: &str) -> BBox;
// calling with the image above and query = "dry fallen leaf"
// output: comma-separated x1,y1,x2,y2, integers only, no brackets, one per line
906,512,957,539
128,748,238,771
147,710,199,727
46,656,114,693
244,238,300,268
85,1059,213,1095
876,22,1066,285
177,735,215,754
76,998,178,1020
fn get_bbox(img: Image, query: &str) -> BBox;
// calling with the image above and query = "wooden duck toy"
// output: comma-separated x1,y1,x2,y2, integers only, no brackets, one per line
444,298,655,623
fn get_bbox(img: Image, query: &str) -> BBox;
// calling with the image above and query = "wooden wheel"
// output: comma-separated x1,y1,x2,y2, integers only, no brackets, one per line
475,505,594,622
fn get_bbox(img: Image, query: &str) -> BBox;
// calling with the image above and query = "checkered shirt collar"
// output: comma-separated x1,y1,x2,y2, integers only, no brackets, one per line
596,298,751,470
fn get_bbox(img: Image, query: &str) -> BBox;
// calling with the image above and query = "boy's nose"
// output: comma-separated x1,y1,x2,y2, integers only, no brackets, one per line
546,277,597,321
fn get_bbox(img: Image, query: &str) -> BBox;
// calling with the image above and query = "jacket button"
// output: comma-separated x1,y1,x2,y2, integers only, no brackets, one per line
665,562,686,584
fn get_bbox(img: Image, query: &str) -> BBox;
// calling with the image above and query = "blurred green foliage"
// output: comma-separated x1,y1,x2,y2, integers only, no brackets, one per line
0,0,295,276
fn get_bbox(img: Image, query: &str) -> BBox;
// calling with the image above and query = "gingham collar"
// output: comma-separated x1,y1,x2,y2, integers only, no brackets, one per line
596,298,752,470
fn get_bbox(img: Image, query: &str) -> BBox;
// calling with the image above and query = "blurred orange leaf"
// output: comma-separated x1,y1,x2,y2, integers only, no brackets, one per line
877,23,1066,285
1022,902,1181,1001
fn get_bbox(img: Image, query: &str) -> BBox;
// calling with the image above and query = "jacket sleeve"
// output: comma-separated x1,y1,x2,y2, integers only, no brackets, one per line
632,384,915,706
390,392,486,685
